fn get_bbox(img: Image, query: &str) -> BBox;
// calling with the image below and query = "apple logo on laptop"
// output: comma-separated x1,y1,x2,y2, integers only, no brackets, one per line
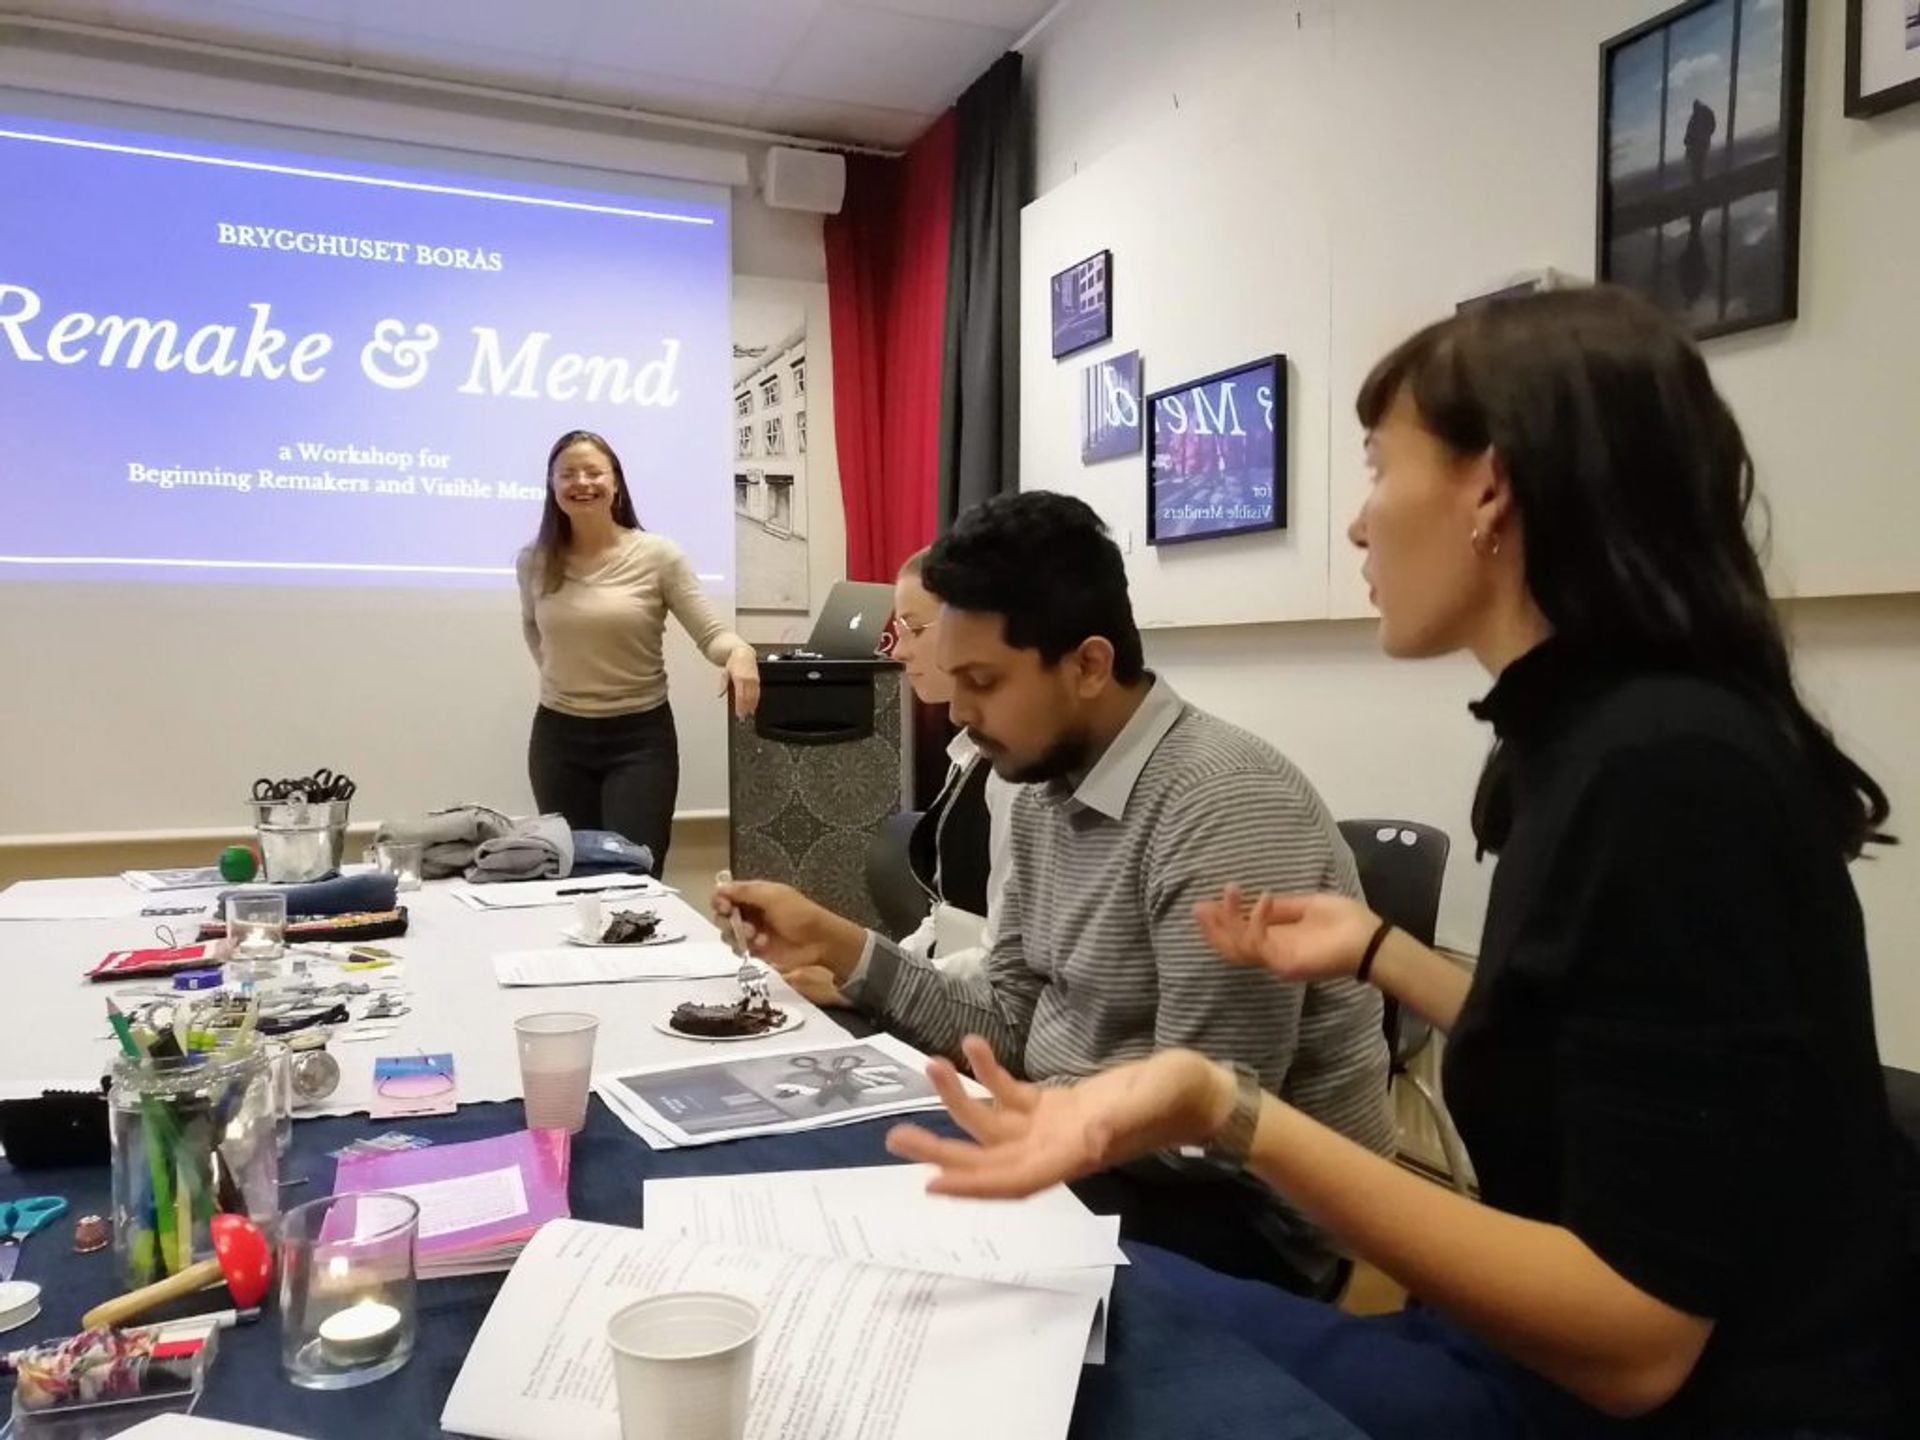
848,613,863,630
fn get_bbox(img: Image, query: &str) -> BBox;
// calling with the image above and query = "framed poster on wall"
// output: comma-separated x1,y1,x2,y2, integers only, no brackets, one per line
1049,250,1112,359
1597,0,1807,340
1145,355,1286,546
1846,0,1920,115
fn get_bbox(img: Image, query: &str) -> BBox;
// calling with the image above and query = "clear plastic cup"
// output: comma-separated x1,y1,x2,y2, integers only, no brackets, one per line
513,1012,599,1134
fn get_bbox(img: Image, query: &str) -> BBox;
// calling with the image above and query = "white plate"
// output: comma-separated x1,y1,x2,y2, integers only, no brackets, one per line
652,1006,806,1043
562,924,685,949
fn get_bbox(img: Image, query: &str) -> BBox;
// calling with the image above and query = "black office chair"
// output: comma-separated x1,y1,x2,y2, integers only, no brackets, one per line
1338,818,1472,1194
865,810,931,941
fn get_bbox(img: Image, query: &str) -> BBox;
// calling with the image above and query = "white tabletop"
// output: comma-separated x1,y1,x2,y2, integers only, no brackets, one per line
0,874,832,1118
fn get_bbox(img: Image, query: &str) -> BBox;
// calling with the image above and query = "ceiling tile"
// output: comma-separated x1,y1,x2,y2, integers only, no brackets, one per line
350,27,566,93
11,0,114,22
772,3,1012,112
748,92,933,150
560,63,764,127
92,0,351,57
859,0,1053,30
348,0,584,59
569,0,829,92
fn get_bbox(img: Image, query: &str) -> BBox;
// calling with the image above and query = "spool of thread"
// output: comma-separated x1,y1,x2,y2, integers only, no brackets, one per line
218,845,258,883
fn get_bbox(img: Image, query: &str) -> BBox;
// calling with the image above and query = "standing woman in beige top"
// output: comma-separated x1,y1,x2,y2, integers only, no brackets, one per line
518,430,760,871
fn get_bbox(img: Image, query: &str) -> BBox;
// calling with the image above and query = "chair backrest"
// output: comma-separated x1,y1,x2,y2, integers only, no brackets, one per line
1337,819,1451,1068
865,809,932,940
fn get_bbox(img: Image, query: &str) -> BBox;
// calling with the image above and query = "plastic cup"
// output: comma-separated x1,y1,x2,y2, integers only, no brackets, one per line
606,1292,760,1440
514,1012,598,1134
573,894,604,939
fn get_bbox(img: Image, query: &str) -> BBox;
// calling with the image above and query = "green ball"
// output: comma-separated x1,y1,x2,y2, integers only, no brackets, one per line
218,845,258,883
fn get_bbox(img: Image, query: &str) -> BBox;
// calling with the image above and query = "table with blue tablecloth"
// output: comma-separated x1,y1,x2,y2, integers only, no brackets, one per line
0,871,1365,1439
1,1099,1366,1440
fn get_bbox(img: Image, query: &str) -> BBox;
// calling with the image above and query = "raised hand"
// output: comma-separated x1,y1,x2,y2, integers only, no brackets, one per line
1194,886,1380,983
713,879,866,982
885,1037,1235,1200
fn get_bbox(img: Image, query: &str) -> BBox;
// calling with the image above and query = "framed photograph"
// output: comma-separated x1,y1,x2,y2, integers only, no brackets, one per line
1847,0,1920,116
1145,355,1286,547
1080,349,1142,463
1049,250,1112,359
1597,0,1807,341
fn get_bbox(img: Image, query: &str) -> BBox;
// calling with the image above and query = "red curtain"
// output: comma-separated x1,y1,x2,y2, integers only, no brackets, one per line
825,113,955,583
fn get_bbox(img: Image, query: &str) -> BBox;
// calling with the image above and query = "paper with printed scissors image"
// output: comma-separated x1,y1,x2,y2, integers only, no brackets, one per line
594,1031,978,1148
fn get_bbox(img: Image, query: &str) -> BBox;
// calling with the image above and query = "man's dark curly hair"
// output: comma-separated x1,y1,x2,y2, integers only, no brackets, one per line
922,492,1145,683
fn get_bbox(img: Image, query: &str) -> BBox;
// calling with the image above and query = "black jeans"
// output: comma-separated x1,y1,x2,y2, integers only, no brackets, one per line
527,703,679,872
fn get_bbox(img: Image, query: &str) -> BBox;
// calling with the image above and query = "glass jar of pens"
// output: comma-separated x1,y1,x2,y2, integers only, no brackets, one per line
106,1008,280,1291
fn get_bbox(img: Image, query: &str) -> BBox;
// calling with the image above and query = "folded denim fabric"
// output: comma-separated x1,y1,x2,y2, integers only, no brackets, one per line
570,829,656,877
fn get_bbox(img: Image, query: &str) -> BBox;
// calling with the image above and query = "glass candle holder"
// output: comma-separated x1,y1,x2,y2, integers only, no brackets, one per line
223,890,288,991
374,840,424,893
280,1192,419,1390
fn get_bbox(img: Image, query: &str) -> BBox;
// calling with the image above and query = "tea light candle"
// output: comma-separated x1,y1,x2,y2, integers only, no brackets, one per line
317,1298,401,1367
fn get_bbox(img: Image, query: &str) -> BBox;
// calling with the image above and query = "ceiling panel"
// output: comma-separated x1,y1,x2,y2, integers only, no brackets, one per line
348,0,585,60
749,92,933,151
13,0,1045,149
771,3,1014,112
560,62,765,128
861,0,1054,30
569,0,829,93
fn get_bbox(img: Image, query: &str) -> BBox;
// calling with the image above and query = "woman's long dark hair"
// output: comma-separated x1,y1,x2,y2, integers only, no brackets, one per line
1357,285,1891,857
532,430,640,595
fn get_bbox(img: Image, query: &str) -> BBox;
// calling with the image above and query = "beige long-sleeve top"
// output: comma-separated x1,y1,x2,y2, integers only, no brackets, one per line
516,530,744,717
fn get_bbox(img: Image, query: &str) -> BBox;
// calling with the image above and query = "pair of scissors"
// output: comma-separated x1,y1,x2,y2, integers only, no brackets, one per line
780,1054,864,1107
0,1196,68,1281
252,777,305,802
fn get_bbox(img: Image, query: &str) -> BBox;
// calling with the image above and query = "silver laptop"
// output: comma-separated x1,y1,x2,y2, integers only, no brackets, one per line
805,581,896,659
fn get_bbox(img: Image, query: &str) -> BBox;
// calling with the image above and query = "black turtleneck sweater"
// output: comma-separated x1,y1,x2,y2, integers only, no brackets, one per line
1442,640,1904,1435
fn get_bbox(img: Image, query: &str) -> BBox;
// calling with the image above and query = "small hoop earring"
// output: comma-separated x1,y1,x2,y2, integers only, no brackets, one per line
1471,527,1502,558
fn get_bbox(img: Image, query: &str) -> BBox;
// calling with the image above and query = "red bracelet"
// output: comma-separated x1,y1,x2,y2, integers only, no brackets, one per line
1357,919,1394,985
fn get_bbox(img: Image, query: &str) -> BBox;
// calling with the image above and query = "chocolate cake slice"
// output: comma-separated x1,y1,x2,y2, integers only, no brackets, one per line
669,994,786,1038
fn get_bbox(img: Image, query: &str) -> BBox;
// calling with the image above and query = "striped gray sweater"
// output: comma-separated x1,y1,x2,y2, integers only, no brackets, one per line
847,682,1394,1165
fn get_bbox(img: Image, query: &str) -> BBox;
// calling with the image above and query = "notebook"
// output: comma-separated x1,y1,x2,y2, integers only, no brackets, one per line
331,1129,571,1278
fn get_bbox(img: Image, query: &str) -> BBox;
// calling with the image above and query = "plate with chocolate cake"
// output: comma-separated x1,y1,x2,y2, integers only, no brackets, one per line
562,908,683,948
654,992,805,1043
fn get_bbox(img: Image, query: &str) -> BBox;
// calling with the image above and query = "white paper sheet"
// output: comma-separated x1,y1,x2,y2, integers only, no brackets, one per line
491,943,741,987
118,1420,308,1440
441,1220,1096,1440
642,1164,1125,1277
448,875,668,911
0,876,216,921
642,1165,1124,1363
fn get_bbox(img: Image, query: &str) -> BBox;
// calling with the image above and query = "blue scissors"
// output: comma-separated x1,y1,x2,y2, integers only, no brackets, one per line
0,1195,68,1281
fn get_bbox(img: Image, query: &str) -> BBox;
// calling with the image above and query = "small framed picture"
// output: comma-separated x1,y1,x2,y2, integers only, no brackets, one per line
1049,250,1112,359
1847,0,1920,116
1080,350,1142,463
1597,0,1807,341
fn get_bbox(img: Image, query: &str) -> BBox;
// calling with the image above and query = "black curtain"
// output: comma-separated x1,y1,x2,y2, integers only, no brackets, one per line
936,51,1024,530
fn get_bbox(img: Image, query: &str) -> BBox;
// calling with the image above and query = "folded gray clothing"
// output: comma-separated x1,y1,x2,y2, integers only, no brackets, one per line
377,804,513,879
464,812,574,883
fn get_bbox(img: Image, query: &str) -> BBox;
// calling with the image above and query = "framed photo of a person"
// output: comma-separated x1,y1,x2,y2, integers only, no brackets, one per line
1846,0,1920,116
1597,0,1807,341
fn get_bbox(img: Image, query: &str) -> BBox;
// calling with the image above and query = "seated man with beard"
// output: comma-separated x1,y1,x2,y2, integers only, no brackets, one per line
718,491,1393,1298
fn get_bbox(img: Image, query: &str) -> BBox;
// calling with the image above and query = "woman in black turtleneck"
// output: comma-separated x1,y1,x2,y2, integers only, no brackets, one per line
886,287,1907,1440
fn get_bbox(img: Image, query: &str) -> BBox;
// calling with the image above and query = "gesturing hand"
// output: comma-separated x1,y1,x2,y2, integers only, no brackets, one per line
885,1038,1236,1200
1194,884,1380,983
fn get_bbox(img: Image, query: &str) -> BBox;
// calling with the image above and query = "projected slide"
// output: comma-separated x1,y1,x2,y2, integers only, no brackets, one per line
0,114,730,586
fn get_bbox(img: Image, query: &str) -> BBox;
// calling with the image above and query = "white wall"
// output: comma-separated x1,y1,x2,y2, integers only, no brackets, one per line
1025,0,1920,1066
0,36,842,834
